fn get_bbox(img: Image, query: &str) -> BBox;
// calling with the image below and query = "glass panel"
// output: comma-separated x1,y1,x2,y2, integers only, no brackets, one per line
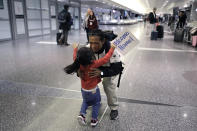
29,29,42,36
28,20,42,29
58,4,64,13
0,0,9,19
191,1,197,21
69,7,74,29
57,0,69,2
50,5,55,16
27,10,41,19
0,20,11,39
42,10,49,19
26,0,40,9
51,18,56,30
16,18,25,34
74,8,79,29
70,1,80,6
43,29,50,34
42,20,50,28
41,0,49,10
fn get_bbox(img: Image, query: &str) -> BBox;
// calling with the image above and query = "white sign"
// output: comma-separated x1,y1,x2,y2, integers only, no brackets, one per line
112,31,139,55
14,1,23,15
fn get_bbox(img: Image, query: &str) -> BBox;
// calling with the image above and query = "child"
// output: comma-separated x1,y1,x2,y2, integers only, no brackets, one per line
64,43,116,127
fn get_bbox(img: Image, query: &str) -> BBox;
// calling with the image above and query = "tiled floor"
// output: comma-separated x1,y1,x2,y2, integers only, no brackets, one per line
0,23,197,131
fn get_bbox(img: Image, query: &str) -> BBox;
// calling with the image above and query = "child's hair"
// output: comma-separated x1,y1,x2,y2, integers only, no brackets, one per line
64,47,95,74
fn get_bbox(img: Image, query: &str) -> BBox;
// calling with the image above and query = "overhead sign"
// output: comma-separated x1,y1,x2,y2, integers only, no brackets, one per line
112,31,139,55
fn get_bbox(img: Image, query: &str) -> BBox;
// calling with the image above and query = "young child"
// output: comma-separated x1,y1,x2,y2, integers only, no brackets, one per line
64,43,116,127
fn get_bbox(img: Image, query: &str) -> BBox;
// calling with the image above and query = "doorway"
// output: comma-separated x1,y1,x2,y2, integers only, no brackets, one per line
11,0,27,39
69,6,79,30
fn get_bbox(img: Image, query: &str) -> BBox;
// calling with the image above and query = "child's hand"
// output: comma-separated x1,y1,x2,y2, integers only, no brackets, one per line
111,43,116,49
72,43,79,49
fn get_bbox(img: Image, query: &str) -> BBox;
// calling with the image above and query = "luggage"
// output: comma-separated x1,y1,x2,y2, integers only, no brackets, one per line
170,22,176,32
183,27,192,44
156,25,164,38
192,36,197,47
151,31,158,40
190,27,197,36
56,30,64,45
174,28,184,42
102,30,118,41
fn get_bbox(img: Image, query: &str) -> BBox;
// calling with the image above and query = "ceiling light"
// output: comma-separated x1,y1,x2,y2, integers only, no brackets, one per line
183,113,187,118
184,4,188,7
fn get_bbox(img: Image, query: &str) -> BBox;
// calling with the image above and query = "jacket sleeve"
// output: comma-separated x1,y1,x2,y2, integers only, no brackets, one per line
95,18,98,29
91,47,114,68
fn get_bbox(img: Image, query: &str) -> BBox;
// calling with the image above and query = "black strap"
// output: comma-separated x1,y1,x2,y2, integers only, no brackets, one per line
117,72,122,88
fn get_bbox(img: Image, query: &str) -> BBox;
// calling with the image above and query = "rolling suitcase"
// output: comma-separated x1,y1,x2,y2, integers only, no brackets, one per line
156,25,164,38
192,36,197,47
174,28,184,42
151,31,158,40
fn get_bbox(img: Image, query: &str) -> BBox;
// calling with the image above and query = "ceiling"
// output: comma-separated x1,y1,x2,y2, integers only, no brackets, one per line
80,0,194,14
111,0,194,14
80,0,138,13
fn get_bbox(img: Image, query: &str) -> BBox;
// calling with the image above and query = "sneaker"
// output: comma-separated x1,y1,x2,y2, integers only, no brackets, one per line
90,119,98,127
64,43,69,46
110,110,118,120
77,114,87,126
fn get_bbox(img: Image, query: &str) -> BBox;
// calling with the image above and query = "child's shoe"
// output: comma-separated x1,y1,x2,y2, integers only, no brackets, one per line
77,114,87,126
90,119,98,127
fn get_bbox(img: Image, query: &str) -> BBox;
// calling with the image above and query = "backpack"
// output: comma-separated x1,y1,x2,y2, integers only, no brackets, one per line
58,10,67,23
69,18,73,26
102,30,118,41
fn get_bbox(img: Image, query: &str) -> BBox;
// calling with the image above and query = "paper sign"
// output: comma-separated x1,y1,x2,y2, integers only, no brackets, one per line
112,31,139,55
14,1,23,15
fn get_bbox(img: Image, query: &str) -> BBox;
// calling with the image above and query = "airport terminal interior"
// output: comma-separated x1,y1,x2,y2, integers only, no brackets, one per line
0,0,197,131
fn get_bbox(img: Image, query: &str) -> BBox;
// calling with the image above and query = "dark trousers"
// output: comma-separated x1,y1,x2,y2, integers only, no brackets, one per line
85,28,89,42
177,21,185,28
80,87,101,120
63,29,69,44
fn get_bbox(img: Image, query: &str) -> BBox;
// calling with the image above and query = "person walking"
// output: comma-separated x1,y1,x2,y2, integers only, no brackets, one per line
148,7,158,32
58,4,72,45
83,8,92,43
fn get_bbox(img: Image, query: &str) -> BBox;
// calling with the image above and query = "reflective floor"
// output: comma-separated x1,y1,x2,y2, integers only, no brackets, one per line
0,23,197,131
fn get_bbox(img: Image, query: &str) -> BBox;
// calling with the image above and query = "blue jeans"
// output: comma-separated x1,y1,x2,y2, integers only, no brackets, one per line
80,87,101,120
